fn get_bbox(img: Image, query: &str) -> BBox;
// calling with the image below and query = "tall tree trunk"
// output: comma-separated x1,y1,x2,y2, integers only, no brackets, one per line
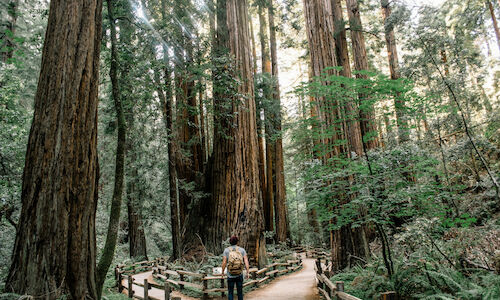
303,0,346,163
331,0,369,270
159,0,181,260
487,0,500,51
174,1,203,243
250,13,267,231
164,48,181,260
1,0,19,62
332,0,363,156
4,0,102,297
268,0,289,243
116,0,148,262
127,177,148,260
205,0,265,266
381,0,409,143
97,1,127,295
199,79,207,165
346,0,379,150
126,146,148,261
258,3,275,234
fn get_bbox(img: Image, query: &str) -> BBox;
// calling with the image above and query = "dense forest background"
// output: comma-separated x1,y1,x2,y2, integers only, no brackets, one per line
1,0,499,298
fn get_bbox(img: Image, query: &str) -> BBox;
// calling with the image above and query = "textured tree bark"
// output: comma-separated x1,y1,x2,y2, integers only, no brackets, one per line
332,0,363,157
250,14,268,226
304,0,369,271
331,0,370,269
199,79,207,165
4,0,102,298
258,3,275,233
303,0,346,162
96,0,127,295
487,0,500,51
116,2,148,262
381,0,409,143
157,1,182,258
1,0,19,62
346,0,379,150
205,0,266,266
163,46,181,260
126,151,148,261
173,1,203,244
268,0,290,243
127,181,148,260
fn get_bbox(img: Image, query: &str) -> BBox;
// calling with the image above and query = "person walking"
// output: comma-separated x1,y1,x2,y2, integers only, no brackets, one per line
221,235,250,300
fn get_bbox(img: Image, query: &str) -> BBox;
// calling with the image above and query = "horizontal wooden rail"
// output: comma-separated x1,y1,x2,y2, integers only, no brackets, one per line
117,252,304,300
314,257,398,300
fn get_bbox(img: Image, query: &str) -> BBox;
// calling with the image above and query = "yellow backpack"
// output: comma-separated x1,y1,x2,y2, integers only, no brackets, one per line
228,246,243,275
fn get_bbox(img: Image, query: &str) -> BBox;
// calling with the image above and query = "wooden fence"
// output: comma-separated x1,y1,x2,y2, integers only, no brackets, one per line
116,254,303,300
314,257,398,300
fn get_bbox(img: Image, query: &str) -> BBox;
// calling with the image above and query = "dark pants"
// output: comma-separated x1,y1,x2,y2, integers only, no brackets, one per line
227,275,243,300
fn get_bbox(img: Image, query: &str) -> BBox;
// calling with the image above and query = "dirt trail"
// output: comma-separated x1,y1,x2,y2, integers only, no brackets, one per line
122,256,320,300
245,257,320,300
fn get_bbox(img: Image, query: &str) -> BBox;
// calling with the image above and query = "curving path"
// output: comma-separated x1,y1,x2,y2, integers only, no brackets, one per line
122,256,319,300
245,257,319,300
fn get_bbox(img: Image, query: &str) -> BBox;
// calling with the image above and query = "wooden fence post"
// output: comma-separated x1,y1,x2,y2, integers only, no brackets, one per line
316,258,322,274
202,272,208,300
273,265,277,278
316,258,324,290
164,282,170,300
336,281,344,292
179,272,184,290
144,279,149,300
220,276,226,297
128,275,133,298
118,272,123,293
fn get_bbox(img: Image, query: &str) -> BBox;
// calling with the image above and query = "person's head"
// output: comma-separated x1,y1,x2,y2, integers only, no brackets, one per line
229,235,239,245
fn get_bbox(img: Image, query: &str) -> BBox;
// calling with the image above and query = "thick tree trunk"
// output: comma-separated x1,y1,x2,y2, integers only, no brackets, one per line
331,0,370,270
487,0,500,51
4,0,102,298
96,1,127,295
158,0,181,260
346,0,379,150
304,0,369,271
173,1,203,243
164,48,181,260
332,0,363,157
381,0,409,143
205,0,265,266
250,12,267,234
1,0,19,62
258,3,274,233
127,183,148,260
268,0,289,243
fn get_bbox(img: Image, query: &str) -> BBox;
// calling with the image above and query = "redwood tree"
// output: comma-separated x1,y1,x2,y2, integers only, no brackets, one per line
346,0,379,150
96,0,126,294
4,0,102,297
257,0,275,234
268,0,290,243
381,0,409,142
204,0,266,265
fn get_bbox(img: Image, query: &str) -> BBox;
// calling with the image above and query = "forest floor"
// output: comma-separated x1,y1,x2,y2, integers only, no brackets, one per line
121,257,320,299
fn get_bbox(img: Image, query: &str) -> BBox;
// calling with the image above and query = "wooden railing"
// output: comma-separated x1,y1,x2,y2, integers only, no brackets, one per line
116,254,303,300
314,257,399,300
314,258,361,300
